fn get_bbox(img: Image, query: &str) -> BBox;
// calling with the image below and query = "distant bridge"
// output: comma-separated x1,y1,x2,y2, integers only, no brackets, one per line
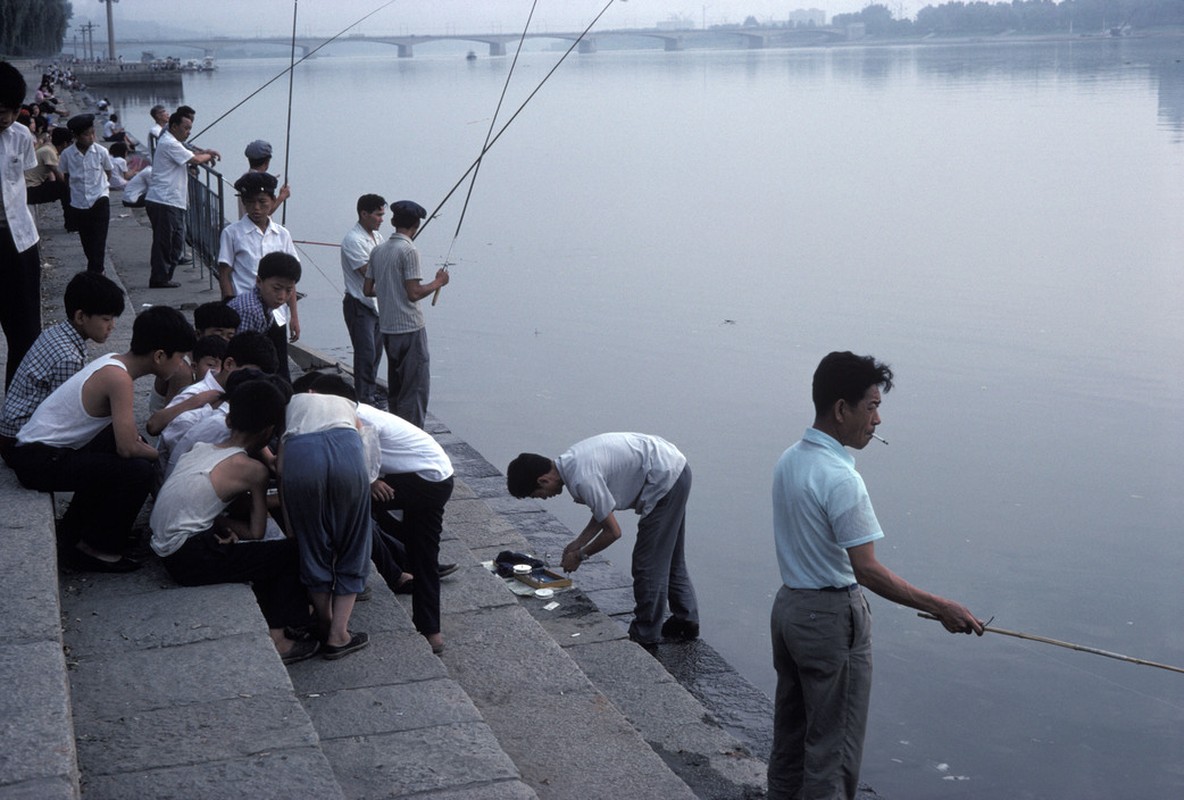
119,27,849,59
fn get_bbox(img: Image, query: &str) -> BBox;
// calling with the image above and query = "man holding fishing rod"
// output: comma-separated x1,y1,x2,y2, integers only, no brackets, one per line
768,351,983,800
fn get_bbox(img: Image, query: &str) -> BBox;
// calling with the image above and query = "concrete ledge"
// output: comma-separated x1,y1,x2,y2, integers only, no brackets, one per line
0,471,78,798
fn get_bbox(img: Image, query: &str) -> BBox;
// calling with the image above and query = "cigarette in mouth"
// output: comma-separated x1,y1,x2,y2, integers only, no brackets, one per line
871,433,889,445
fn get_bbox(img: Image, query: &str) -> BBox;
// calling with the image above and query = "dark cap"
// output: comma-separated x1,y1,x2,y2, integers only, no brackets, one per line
244,139,272,159
66,113,94,134
233,171,278,198
390,200,427,219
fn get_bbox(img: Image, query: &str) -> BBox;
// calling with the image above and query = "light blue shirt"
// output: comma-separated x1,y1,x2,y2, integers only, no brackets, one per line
772,427,884,589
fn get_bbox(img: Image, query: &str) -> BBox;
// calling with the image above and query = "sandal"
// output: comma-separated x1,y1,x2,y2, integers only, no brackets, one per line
321,631,369,660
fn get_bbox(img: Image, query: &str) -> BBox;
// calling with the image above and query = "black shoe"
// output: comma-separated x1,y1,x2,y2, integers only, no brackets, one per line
660,617,700,642
149,280,180,288
65,548,142,573
281,638,321,666
437,562,459,578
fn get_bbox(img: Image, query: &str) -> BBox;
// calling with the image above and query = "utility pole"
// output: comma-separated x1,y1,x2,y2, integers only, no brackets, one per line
79,22,98,60
100,0,121,61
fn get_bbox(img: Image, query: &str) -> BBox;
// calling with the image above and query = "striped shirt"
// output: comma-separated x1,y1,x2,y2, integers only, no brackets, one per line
369,233,424,334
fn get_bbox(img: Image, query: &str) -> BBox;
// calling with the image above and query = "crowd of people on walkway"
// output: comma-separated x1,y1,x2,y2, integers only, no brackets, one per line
0,58,988,797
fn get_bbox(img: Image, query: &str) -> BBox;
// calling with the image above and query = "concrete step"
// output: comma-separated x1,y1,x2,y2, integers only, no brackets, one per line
59,558,344,799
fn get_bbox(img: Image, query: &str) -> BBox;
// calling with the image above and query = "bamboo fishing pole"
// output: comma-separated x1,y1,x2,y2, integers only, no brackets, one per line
281,0,298,227
918,613,1184,675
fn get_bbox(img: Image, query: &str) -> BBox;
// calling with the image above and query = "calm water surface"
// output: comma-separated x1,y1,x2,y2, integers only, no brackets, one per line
110,37,1184,798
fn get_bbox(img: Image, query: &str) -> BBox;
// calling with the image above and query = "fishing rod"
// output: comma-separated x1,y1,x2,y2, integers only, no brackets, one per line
188,0,399,144
417,0,622,243
918,613,1184,676
281,0,299,227
431,0,542,307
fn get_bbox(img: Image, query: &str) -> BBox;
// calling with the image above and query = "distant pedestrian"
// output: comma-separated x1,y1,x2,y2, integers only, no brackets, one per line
144,108,219,288
507,432,700,646
0,61,43,388
59,114,113,273
340,193,386,408
364,200,449,428
766,351,983,800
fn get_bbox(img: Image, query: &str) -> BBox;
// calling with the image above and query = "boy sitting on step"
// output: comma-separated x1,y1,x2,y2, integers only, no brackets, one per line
0,271,124,463
7,305,196,572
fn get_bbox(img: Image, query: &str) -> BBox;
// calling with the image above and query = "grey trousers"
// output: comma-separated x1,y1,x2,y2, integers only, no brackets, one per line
383,327,430,429
767,584,872,800
628,464,698,644
342,295,383,406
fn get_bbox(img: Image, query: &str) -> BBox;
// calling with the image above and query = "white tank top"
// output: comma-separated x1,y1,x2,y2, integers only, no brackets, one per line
16,354,127,448
150,443,246,557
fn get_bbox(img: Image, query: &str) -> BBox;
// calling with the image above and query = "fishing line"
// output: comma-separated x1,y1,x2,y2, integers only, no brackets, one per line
281,0,299,227
418,0,622,242
918,613,1184,676
432,0,541,306
188,0,399,144
294,241,344,295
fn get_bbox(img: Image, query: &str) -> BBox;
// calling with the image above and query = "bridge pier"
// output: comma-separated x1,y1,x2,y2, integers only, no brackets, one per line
664,36,685,52
578,39,597,54
397,43,413,58
745,36,767,49
489,42,506,56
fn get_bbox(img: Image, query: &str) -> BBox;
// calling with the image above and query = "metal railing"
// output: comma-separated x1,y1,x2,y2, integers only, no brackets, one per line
185,163,226,286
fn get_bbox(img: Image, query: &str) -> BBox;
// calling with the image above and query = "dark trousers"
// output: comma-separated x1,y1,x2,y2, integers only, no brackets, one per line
370,522,408,588
163,531,310,630
0,228,41,388
342,295,383,406
372,473,453,636
383,328,430,429
8,426,154,555
145,200,184,284
267,322,290,383
73,196,110,273
26,181,68,214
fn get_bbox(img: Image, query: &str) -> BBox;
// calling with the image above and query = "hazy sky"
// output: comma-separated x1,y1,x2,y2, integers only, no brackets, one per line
78,0,892,39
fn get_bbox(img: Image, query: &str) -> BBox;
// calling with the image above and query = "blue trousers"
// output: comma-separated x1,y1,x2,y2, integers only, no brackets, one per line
342,295,383,406
281,428,372,595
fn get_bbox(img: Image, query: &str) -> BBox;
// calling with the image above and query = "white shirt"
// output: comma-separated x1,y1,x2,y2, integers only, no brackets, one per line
59,143,113,208
356,403,452,482
122,165,151,203
109,156,129,190
146,130,192,208
340,221,383,309
0,122,39,252
554,433,687,521
217,214,298,325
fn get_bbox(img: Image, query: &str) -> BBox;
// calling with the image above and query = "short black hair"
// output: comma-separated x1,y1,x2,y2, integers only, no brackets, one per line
64,271,124,319
149,104,167,117
225,330,279,374
108,141,128,158
193,301,240,332
357,193,386,215
811,351,894,418
192,334,228,364
0,61,27,110
130,305,197,357
257,251,301,283
309,373,356,402
50,127,72,148
167,110,189,128
506,453,554,498
226,379,288,435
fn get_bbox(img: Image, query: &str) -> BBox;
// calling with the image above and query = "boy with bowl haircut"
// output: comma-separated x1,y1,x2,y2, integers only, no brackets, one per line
8,305,197,572
59,113,114,273
218,172,299,380
147,302,242,417
0,271,125,461
227,250,300,379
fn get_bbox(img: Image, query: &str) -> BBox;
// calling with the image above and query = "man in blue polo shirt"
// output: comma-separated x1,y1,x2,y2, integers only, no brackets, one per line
768,351,983,800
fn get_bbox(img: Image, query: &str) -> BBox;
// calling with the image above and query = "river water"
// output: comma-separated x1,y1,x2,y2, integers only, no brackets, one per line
106,34,1183,799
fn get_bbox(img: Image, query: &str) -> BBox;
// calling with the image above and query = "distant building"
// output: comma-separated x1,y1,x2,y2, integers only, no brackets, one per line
789,8,827,28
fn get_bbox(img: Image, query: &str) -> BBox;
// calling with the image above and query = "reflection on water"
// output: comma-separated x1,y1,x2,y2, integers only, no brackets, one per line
104,36,1184,799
